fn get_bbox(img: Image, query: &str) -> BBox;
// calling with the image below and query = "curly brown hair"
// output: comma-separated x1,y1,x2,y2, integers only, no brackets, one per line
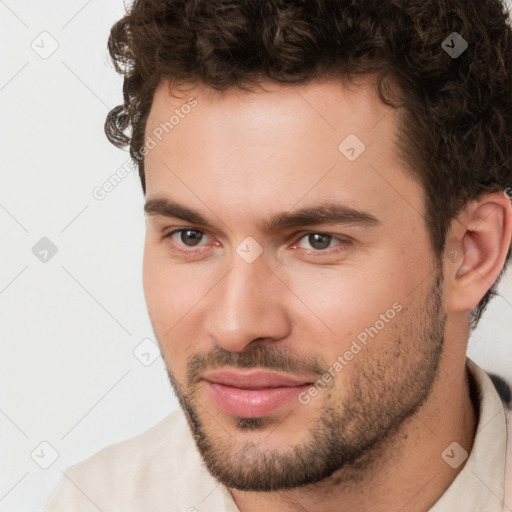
105,0,512,329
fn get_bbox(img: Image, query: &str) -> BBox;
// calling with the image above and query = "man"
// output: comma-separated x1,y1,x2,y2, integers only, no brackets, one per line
45,0,512,510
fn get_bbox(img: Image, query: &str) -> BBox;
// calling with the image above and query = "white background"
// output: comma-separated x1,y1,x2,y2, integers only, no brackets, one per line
1,1,511,511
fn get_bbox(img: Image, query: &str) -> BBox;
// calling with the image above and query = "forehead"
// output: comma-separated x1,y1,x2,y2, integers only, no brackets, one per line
147,75,393,139
144,76,423,228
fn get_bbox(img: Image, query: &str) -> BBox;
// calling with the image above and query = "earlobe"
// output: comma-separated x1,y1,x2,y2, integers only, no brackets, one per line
446,193,512,312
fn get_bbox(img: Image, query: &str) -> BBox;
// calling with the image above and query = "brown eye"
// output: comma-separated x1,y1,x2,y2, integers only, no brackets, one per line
292,232,352,257
306,233,332,250
297,233,336,251
180,229,203,246
166,229,206,247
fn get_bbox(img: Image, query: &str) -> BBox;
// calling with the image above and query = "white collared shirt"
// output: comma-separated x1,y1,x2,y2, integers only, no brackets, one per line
430,358,511,511
44,358,512,512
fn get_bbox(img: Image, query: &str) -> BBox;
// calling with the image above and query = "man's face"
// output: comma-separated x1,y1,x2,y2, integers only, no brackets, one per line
142,77,446,490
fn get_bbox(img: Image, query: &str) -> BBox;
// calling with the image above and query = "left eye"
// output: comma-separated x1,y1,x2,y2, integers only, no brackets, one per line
294,233,342,251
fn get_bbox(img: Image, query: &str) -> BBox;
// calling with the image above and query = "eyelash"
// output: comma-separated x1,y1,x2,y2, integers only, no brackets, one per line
163,228,351,257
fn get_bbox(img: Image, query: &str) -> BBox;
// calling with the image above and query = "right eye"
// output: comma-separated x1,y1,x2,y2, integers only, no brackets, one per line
165,228,208,247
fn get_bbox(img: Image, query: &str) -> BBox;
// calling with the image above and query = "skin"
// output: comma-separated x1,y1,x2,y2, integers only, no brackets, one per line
142,76,512,512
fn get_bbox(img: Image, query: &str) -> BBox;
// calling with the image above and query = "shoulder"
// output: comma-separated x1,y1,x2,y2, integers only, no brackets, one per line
68,408,184,476
503,399,512,511
44,408,202,511
485,369,512,511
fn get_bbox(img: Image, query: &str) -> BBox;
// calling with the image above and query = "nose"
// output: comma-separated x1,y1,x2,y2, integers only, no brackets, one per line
204,251,291,353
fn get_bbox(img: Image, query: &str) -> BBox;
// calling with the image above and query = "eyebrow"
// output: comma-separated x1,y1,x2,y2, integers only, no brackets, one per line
144,196,381,232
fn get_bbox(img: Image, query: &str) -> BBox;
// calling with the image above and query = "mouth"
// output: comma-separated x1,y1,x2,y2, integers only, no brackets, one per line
203,369,313,418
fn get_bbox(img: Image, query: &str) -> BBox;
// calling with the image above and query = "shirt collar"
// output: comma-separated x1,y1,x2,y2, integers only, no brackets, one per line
430,357,507,511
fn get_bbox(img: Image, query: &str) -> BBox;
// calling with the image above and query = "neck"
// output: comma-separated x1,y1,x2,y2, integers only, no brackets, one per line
229,356,478,512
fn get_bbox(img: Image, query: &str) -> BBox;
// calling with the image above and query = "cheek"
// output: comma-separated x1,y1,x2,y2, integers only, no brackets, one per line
143,242,189,319
142,243,213,362
284,255,413,361
287,263,396,324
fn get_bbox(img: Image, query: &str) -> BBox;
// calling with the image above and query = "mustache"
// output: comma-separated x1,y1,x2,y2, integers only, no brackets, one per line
186,344,328,386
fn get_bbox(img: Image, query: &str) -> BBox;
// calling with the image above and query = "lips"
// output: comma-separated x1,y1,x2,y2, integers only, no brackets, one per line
203,369,312,388
203,369,313,418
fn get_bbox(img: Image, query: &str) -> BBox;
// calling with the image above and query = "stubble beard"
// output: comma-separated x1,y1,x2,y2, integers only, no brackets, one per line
164,266,446,492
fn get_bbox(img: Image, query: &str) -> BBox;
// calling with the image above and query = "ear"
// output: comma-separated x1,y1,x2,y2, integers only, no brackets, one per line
444,191,512,312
